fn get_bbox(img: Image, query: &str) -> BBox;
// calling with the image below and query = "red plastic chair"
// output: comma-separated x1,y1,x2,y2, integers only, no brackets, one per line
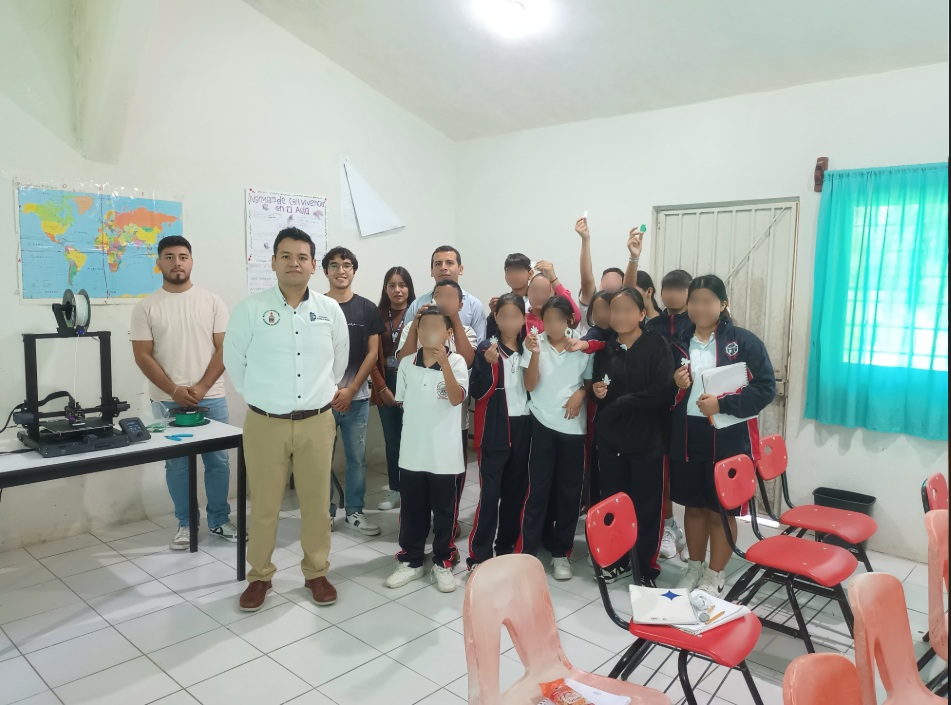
782,653,862,705
756,435,877,572
920,510,949,695
585,493,764,705
921,473,950,513
849,572,945,705
462,553,670,705
714,454,857,654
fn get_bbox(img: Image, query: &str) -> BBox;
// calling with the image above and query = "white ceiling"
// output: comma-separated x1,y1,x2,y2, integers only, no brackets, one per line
244,0,948,141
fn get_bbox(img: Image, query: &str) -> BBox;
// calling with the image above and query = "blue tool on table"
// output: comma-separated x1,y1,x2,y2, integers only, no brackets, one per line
166,433,194,442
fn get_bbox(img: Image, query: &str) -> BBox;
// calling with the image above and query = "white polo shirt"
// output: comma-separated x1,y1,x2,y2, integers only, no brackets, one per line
687,333,717,417
501,348,529,417
523,331,594,435
395,351,469,475
224,286,349,414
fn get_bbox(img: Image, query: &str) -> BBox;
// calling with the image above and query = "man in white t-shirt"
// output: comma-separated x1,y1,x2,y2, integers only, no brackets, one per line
131,236,235,550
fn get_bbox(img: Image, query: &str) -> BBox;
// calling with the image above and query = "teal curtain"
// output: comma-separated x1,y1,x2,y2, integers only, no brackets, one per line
805,162,948,441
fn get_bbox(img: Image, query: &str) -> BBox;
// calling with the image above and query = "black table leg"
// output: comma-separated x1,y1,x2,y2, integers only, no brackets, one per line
237,441,247,581
189,454,198,552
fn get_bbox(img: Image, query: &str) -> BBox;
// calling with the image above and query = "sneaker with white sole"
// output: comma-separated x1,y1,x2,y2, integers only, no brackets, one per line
677,559,707,591
384,563,425,589
377,491,400,511
170,526,190,550
432,564,456,593
552,557,573,581
697,567,726,597
345,512,381,536
210,521,243,542
680,546,690,562
659,520,686,559
601,564,633,584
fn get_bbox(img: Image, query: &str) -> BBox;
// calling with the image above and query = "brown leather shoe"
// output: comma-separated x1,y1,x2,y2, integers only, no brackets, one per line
304,577,337,606
239,580,272,611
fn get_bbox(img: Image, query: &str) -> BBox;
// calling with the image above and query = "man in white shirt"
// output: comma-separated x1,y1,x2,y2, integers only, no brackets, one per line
131,236,235,550
403,246,487,342
224,228,349,612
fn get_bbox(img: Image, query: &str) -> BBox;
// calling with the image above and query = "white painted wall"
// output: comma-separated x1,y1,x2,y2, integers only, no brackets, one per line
454,63,950,560
0,0,457,551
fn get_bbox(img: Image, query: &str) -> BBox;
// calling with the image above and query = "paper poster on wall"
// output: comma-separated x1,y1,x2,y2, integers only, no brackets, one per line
245,188,328,295
339,158,405,238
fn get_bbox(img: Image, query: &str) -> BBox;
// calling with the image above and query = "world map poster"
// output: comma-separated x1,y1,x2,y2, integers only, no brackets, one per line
16,183,184,301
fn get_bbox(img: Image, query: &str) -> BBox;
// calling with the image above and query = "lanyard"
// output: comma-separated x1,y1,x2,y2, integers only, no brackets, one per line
388,307,407,344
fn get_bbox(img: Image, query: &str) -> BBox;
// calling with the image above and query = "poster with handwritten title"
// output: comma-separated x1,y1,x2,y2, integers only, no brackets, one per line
245,188,328,294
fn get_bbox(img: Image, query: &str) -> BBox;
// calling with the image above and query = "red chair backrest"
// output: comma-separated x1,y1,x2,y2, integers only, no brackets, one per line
925,509,949,662
756,434,788,481
782,653,862,705
924,473,950,512
714,455,756,511
585,493,638,569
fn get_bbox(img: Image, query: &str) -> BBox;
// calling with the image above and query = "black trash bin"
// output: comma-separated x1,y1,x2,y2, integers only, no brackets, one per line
812,487,876,554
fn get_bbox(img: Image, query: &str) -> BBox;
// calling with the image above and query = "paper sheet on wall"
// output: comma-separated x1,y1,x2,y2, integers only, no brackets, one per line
245,188,327,294
340,158,404,237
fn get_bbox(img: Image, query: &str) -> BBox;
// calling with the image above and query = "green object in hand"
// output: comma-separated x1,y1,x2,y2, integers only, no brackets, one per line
168,406,208,426
640,224,647,232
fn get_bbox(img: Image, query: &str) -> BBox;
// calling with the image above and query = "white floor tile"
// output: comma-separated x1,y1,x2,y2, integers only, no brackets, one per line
149,627,261,687
186,656,310,705
0,559,56,594
107,529,177,558
547,582,597,621
39,543,126,578
338,602,440,653
2,602,109,653
412,690,467,705
350,561,432,599
91,519,163,544
557,602,642,654
149,692,201,705
133,549,217,580
395,578,467,624
0,656,48,705
116,602,220,653
189,579,289,626
285,576,388,624
445,656,525,700
0,548,36,570
0,578,82,624
149,513,181,529
388,625,470,686
63,560,153,599
26,626,140,688
8,692,62,705
555,631,616,674
319,655,440,705
158,561,236,601
25,533,102,560
0,630,16,662
285,691,337,705
904,562,929,589
270,625,382,686
327,544,394,579
55,656,180,705
194,534,252,567
902,581,930,614
86,580,184,625
228,602,331,653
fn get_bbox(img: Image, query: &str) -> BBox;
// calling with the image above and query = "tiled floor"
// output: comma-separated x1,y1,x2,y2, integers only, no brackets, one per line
0,460,943,705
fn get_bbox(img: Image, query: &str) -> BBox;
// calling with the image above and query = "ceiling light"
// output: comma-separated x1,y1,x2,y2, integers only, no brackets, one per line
473,0,552,39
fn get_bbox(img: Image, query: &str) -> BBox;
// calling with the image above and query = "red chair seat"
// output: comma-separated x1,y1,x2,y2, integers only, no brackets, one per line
780,505,878,544
628,612,762,669
746,535,858,587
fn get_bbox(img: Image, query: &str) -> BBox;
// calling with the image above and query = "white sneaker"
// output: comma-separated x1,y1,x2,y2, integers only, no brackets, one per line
659,525,679,559
552,557,573,581
680,546,690,562
697,567,726,597
210,521,243,542
170,526,190,550
345,512,381,536
677,559,706,591
384,563,425,589
377,491,400,511
432,564,456,593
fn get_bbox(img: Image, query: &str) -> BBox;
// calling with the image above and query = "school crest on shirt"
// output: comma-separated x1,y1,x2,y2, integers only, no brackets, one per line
725,341,739,358
263,309,281,326
435,381,449,400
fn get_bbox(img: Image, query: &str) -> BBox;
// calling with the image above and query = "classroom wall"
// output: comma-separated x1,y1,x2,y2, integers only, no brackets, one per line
0,0,457,551
454,62,950,560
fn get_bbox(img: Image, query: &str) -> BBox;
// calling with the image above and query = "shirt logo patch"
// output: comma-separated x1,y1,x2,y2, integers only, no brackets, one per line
725,341,739,358
435,381,449,400
263,310,281,326
310,312,317,321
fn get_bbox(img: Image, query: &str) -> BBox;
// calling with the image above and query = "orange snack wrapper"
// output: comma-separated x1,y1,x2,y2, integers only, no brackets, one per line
539,679,590,705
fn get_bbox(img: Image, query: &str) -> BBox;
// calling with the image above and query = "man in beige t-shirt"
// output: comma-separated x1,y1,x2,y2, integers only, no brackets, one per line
131,235,235,550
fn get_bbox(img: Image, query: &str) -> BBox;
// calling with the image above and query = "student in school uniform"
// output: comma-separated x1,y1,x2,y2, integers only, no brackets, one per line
385,308,469,593
670,275,776,597
591,288,676,585
635,270,662,322
525,261,581,334
468,293,531,568
577,216,644,335
519,296,594,581
486,253,532,339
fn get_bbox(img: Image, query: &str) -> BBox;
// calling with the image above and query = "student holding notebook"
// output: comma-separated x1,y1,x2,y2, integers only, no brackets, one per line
669,275,775,597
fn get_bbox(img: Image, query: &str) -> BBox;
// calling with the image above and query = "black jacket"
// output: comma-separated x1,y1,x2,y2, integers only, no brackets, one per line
669,319,776,462
646,309,692,342
470,339,524,453
593,330,676,456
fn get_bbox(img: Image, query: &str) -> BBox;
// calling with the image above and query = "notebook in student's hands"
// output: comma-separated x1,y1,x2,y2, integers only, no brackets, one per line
628,586,698,625
700,362,755,429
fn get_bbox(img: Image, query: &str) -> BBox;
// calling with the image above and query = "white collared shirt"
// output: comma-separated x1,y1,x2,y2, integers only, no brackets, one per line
502,349,529,417
523,330,594,435
687,333,717,417
224,286,349,414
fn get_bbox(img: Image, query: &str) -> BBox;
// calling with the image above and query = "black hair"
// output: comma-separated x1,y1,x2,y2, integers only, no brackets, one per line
585,290,615,329
504,253,532,271
688,274,732,322
611,286,647,311
378,266,417,314
430,245,462,268
417,306,452,330
635,270,661,313
433,278,463,303
321,246,358,273
494,292,526,316
540,295,575,325
661,269,693,290
273,227,315,259
157,235,191,256
602,267,625,279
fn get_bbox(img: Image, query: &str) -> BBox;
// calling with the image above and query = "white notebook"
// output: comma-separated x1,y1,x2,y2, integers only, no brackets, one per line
628,586,698,625
673,590,751,635
700,363,755,429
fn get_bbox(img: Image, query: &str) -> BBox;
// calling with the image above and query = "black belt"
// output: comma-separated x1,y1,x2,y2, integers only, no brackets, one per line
249,403,331,420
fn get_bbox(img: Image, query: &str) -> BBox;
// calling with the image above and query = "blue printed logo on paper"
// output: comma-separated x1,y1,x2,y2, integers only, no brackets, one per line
263,310,280,326
435,381,449,400
725,341,739,358
660,591,679,601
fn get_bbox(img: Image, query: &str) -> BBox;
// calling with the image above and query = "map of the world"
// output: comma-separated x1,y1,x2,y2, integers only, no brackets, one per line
17,185,184,300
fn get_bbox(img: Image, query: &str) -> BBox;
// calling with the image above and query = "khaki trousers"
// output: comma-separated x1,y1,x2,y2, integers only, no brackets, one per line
243,409,335,582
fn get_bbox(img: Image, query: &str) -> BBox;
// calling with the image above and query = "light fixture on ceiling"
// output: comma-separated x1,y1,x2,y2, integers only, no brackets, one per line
474,0,552,39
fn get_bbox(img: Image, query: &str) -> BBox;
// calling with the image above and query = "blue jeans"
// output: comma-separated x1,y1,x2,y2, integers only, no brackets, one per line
332,399,370,515
161,397,232,529
377,368,404,492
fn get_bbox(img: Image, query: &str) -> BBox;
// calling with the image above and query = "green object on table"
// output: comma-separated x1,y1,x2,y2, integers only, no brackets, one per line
167,406,208,427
